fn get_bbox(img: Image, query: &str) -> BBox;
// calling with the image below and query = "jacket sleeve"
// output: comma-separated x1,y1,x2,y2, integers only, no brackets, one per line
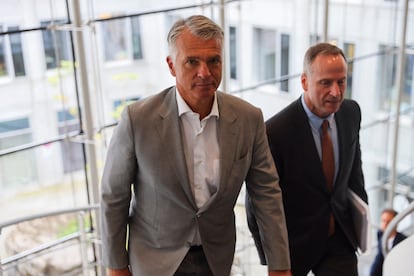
244,109,290,271
245,193,267,265
100,107,137,269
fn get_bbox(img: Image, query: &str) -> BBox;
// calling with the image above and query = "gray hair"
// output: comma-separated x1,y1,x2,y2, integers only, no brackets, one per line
167,15,224,60
303,42,347,74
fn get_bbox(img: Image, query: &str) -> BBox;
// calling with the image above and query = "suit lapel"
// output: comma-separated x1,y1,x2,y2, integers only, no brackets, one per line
155,88,196,207
333,109,346,193
296,99,331,194
218,93,238,192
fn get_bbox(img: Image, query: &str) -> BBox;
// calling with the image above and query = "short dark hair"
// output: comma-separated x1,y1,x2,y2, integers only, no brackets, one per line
382,208,398,217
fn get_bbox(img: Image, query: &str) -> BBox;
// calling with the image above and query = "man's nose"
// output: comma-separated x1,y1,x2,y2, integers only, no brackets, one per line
331,82,342,96
197,62,211,78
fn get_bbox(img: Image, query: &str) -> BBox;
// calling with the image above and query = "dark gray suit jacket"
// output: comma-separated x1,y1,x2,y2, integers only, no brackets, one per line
101,87,290,275
246,97,368,273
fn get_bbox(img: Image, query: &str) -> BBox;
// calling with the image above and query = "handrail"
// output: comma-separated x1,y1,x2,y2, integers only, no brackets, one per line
0,205,100,275
382,200,414,255
0,204,100,231
2,231,81,265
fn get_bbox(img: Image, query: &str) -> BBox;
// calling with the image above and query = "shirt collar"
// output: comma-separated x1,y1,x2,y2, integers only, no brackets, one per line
301,94,334,130
176,88,219,118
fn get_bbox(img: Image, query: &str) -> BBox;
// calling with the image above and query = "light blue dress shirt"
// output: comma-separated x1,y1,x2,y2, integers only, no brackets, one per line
301,95,339,182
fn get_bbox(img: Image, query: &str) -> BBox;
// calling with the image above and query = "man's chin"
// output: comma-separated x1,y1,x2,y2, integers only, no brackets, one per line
194,87,217,95
326,102,341,112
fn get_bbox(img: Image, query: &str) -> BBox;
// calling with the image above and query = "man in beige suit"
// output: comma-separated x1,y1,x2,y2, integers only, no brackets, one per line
100,15,291,276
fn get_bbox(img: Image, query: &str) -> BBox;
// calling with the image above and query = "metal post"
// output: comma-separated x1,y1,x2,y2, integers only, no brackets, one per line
0,228,3,276
389,0,409,207
219,0,227,93
323,0,329,41
78,212,89,276
68,0,102,274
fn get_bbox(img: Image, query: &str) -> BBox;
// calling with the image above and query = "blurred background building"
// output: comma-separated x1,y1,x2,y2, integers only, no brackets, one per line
0,0,413,275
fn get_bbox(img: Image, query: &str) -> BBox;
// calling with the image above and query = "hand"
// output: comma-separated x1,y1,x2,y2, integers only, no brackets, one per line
107,267,131,276
269,270,292,276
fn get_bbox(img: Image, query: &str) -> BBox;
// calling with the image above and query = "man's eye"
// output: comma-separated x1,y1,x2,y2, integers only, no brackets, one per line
187,59,198,65
320,80,330,86
210,58,221,65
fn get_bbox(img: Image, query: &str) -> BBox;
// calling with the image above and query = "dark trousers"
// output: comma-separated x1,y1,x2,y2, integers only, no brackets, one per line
174,246,213,276
294,226,358,276
313,226,357,276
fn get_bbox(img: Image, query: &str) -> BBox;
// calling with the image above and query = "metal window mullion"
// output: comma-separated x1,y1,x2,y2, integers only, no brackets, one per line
389,0,409,207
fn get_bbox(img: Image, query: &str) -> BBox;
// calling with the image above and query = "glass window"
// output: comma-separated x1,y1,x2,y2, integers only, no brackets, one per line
101,18,128,62
131,16,143,60
57,110,83,173
0,117,30,133
344,42,355,98
229,26,237,80
280,33,290,92
100,15,144,62
0,25,6,77
0,117,36,191
253,28,276,82
378,45,396,111
0,26,26,77
41,20,72,69
112,97,140,121
378,166,414,194
113,97,140,109
8,26,26,77
378,45,413,111
310,34,320,45
403,52,414,110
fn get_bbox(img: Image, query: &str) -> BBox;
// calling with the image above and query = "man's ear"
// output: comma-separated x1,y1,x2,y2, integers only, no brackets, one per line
301,73,308,91
166,56,176,76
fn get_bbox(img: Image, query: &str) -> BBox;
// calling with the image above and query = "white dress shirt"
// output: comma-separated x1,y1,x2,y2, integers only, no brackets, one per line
176,89,220,208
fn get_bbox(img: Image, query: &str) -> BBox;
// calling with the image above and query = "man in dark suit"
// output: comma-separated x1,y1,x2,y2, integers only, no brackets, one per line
100,15,291,276
370,208,407,276
246,42,368,276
